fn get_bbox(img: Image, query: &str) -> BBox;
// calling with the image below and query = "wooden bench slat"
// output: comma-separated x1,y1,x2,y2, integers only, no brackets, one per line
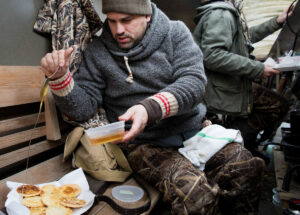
0,113,45,134
0,66,44,108
0,126,46,150
0,155,73,208
0,140,63,168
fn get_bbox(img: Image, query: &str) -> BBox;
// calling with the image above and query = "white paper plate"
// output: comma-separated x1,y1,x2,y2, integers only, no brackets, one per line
5,168,95,215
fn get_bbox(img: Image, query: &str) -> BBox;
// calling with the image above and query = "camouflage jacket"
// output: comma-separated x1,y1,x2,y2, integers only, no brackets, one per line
34,0,105,128
34,0,102,75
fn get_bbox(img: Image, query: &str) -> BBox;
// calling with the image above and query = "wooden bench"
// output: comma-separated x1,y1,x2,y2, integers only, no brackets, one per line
0,66,72,208
0,66,159,214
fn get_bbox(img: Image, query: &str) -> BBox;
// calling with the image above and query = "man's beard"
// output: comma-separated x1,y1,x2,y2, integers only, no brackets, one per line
115,33,135,49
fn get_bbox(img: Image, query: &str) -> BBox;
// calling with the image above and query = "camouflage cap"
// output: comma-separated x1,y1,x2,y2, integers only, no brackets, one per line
102,0,152,15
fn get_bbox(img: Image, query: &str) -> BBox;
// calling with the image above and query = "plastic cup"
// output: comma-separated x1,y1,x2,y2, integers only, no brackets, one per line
85,121,125,145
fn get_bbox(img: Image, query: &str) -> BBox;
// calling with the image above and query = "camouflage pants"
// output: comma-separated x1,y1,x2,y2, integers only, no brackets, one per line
124,142,265,215
227,83,288,149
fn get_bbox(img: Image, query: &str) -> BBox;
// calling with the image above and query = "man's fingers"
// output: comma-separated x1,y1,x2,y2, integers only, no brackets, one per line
118,105,148,142
65,47,74,58
119,110,133,122
58,50,66,67
122,120,142,142
41,57,47,70
41,65,51,77
45,53,56,72
52,50,59,68
64,47,74,67
40,48,74,79
119,110,134,141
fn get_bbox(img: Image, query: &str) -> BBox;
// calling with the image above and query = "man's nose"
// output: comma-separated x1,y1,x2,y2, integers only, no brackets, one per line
116,23,125,34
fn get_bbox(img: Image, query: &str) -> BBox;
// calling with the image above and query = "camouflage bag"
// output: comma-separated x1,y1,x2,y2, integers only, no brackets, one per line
124,142,265,215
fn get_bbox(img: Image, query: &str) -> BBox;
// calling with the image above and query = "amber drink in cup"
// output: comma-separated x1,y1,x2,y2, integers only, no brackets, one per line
85,121,125,145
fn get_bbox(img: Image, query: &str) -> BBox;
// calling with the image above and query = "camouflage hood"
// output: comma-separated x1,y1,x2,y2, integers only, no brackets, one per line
194,1,239,24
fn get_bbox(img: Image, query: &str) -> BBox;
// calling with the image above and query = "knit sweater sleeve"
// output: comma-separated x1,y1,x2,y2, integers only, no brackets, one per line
139,98,162,123
49,43,105,122
143,21,207,118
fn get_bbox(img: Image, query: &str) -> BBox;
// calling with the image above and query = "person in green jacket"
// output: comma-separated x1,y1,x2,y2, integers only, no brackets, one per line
193,0,293,156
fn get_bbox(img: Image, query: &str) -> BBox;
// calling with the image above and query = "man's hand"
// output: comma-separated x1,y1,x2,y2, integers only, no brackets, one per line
277,4,295,25
41,47,73,80
118,105,148,142
262,64,280,79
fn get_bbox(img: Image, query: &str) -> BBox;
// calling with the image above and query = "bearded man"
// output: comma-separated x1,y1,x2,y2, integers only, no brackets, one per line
41,0,267,214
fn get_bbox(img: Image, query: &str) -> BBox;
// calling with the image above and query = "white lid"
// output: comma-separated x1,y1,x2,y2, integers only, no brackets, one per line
111,185,144,203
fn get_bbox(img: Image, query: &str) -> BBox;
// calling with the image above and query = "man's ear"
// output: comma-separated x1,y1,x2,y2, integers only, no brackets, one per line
146,15,151,22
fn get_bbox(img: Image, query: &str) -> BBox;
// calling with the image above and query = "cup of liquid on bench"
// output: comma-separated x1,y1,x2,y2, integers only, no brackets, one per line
85,121,125,145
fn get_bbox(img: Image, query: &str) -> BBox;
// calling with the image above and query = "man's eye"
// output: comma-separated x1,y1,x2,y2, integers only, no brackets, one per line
123,18,132,23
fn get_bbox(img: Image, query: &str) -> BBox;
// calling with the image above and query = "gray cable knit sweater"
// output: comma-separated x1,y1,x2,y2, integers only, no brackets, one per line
50,3,207,142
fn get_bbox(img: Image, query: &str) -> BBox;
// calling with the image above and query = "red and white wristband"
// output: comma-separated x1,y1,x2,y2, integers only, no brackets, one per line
149,92,178,119
49,71,74,97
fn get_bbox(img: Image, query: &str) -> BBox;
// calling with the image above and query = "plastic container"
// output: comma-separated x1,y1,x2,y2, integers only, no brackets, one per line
85,121,125,145
112,185,144,202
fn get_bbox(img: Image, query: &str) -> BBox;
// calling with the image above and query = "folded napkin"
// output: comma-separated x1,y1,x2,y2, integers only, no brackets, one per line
178,124,243,171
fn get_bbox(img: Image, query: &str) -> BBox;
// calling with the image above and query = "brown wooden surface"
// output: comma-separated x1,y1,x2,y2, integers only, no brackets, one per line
45,92,61,141
0,140,64,168
274,149,300,201
88,177,160,215
0,155,73,208
0,66,44,108
0,126,46,150
0,113,45,134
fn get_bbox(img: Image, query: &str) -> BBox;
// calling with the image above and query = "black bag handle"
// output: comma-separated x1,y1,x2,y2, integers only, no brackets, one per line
95,174,151,215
